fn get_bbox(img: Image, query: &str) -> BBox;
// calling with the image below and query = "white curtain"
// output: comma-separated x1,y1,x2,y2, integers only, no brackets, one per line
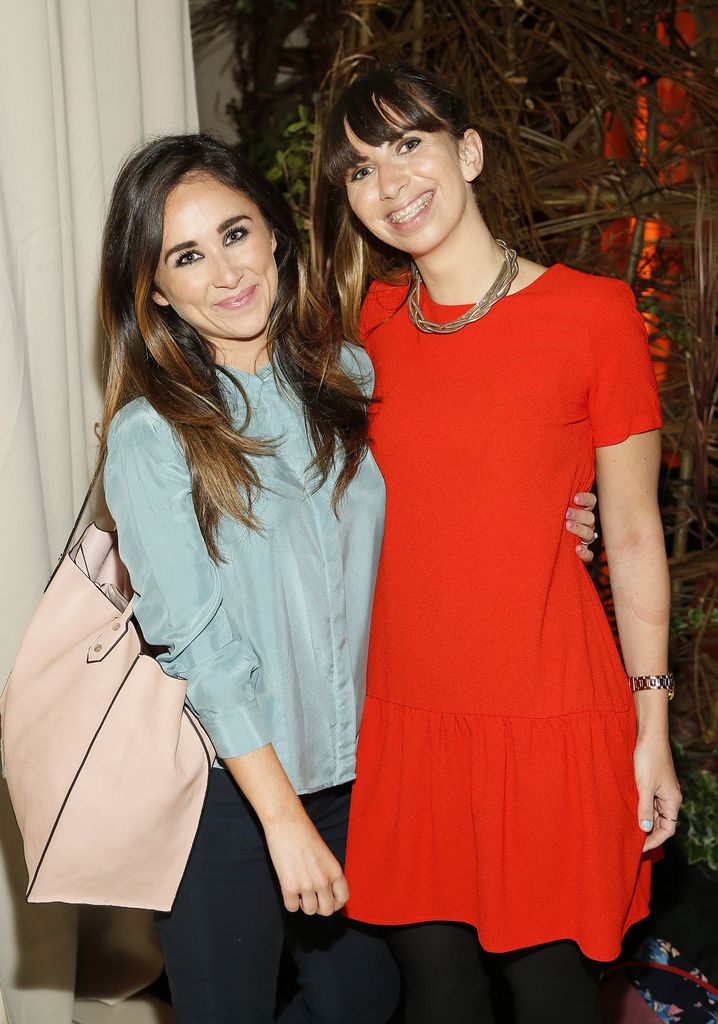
0,1,198,1020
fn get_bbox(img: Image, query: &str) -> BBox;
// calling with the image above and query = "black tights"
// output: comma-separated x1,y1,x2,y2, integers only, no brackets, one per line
387,922,603,1024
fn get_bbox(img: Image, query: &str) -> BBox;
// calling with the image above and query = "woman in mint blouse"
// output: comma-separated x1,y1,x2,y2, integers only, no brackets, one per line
99,135,397,1024
104,350,384,788
98,134,597,1023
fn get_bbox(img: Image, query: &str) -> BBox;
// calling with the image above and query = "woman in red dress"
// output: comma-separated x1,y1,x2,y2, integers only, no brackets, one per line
318,66,682,1022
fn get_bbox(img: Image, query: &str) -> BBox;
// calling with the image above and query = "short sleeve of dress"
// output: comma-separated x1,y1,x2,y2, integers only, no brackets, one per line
104,401,269,760
588,279,662,448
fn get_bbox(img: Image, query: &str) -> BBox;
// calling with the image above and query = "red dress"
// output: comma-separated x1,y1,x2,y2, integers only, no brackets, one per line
345,265,662,962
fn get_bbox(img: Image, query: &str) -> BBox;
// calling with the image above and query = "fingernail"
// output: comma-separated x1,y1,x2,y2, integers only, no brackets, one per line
567,521,576,530
640,819,653,831
574,493,582,503
565,508,574,520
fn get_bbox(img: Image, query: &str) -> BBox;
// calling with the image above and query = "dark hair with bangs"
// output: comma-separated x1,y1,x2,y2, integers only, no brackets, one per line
98,134,371,560
316,65,479,342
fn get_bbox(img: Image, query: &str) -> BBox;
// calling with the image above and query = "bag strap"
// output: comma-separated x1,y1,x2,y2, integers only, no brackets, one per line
45,474,99,591
605,960,718,999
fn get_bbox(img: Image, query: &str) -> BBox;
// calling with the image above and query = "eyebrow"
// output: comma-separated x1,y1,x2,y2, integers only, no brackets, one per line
343,132,415,176
344,153,368,174
163,214,253,263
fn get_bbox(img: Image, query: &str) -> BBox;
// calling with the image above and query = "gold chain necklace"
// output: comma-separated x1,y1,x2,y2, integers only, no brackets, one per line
408,239,519,334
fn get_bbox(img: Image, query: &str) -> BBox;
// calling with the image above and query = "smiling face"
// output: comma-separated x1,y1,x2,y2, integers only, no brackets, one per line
152,175,278,364
344,126,483,260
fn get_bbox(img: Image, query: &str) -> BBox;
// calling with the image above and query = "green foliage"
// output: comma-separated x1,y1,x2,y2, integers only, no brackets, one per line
191,0,343,211
265,105,317,236
676,758,718,878
636,295,689,350
671,604,718,636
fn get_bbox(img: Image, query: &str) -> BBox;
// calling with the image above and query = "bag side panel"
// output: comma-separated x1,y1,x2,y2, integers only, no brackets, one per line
28,656,213,910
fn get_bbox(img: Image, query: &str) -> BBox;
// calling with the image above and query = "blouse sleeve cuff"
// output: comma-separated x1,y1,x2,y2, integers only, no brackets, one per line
196,699,271,760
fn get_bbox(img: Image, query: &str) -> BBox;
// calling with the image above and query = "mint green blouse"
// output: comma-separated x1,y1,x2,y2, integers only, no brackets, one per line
103,346,384,794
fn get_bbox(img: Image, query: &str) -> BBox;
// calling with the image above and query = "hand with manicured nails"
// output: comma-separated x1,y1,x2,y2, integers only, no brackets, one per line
566,491,599,563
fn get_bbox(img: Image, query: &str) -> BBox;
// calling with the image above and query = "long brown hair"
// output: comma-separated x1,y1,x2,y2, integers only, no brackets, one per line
99,134,370,560
316,65,478,343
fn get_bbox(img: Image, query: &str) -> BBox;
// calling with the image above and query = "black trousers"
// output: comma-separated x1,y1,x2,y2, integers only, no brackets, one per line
155,768,400,1024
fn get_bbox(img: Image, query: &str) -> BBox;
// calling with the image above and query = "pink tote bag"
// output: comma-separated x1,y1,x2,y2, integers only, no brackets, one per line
0,508,215,911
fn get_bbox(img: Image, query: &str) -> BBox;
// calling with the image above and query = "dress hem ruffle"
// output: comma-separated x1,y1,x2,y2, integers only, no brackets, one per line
345,694,652,964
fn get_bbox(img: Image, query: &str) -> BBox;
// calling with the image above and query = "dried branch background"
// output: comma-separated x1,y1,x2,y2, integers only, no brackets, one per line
191,0,718,758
